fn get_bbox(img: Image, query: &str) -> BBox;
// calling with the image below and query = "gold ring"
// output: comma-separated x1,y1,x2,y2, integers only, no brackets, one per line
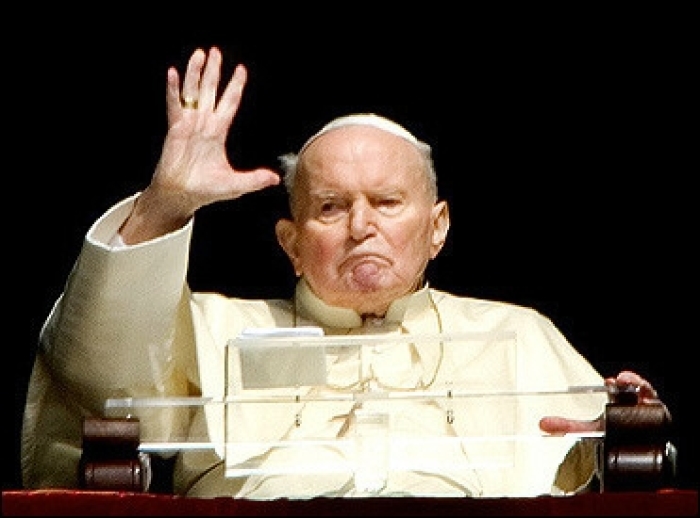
181,96,198,109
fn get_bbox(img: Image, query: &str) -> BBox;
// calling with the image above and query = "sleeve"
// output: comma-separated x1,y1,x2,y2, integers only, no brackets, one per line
515,309,607,495
21,194,197,489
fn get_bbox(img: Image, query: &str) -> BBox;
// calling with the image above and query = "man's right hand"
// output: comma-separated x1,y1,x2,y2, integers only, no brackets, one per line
120,46,280,245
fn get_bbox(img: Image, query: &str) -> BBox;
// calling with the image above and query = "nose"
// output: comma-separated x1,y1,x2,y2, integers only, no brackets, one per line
349,201,376,241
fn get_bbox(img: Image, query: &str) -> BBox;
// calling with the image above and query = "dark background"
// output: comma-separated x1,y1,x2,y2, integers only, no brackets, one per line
9,6,695,491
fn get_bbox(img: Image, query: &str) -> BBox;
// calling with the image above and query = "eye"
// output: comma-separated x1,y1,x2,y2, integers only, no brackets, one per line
317,197,349,221
320,200,341,214
376,197,403,214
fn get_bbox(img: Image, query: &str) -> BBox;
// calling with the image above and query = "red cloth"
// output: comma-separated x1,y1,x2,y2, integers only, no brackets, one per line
2,489,697,516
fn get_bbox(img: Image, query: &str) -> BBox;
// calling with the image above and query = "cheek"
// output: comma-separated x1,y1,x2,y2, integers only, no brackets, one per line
298,230,343,269
393,222,432,252
389,224,436,269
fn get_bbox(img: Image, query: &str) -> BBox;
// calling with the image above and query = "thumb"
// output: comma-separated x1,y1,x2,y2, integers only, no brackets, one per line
539,416,603,435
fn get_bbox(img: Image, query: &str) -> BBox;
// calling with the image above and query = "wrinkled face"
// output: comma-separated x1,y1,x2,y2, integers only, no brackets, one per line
276,125,449,316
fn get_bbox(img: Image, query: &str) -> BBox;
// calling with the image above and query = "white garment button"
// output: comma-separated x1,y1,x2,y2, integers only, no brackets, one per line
363,316,385,327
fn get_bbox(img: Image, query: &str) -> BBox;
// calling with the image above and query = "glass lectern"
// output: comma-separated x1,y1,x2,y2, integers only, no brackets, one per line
103,331,617,497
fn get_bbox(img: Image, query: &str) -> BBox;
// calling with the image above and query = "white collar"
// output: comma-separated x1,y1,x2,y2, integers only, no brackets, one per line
293,277,433,329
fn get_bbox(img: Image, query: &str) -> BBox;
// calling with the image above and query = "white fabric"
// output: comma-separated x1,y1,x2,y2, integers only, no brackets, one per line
21,194,606,499
299,113,421,155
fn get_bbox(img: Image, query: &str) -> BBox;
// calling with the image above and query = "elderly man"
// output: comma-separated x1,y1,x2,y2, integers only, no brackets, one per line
21,46,660,499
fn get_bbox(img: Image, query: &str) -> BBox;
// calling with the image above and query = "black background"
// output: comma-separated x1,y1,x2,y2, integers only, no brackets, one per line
8,6,695,491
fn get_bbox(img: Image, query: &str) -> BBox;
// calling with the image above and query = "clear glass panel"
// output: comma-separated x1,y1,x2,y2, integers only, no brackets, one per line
106,332,607,497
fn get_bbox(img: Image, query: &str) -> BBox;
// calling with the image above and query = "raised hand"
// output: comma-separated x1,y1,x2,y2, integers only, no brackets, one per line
120,46,280,244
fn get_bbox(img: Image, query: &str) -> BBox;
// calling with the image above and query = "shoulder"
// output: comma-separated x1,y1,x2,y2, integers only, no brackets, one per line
427,287,564,340
191,290,292,312
190,290,294,324
429,287,544,320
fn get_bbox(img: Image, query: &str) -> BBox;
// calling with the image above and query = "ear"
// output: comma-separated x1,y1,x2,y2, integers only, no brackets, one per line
429,200,450,259
275,218,302,276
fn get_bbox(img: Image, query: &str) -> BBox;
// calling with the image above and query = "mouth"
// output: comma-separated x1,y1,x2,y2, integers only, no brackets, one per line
341,254,391,287
341,253,391,271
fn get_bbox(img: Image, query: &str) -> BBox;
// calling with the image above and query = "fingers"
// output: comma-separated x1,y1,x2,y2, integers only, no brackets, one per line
178,46,245,113
539,370,662,436
165,67,183,124
605,370,659,402
197,47,222,112
164,48,207,125
216,63,248,120
232,167,282,195
164,47,247,128
539,415,604,435
181,48,207,107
